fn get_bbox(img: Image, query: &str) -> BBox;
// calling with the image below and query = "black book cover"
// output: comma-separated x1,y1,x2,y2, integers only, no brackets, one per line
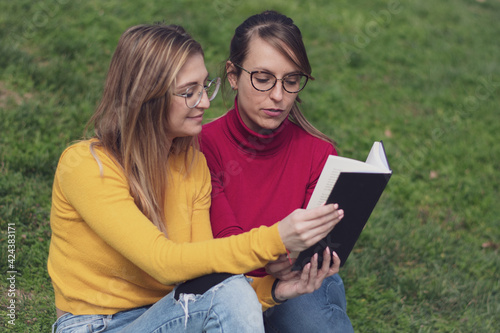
292,171,391,271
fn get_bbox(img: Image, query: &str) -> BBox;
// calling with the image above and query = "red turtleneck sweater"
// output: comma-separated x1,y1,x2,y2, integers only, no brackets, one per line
200,102,336,277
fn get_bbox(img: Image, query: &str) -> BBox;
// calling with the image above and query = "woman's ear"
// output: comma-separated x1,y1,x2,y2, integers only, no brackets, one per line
226,61,238,90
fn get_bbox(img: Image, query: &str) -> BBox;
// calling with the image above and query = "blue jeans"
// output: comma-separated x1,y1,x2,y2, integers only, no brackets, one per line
263,274,354,333
52,274,264,333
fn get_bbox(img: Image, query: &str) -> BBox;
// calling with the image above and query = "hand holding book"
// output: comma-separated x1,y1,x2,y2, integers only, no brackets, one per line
277,203,344,252
272,246,341,303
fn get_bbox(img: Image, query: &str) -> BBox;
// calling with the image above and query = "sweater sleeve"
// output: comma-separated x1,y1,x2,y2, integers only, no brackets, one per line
190,154,215,242
210,170,245,238
55,143,286,286
200,131,245,238
249,275,280,311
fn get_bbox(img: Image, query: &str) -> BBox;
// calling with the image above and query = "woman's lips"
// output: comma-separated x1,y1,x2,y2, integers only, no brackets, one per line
262,108,284,117
188,113,204,120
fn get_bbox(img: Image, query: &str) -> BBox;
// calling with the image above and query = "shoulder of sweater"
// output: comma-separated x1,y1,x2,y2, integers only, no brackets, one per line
60,140,207,165
287,122,336,152
60,139,91,156
200,116,227,153
202,113,226,133
169,147,209,180
55,140,125,184
189,147,208,170
58,139,105,166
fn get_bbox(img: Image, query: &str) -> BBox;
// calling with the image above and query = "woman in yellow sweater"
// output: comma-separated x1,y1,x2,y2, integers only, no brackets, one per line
48,23,344,332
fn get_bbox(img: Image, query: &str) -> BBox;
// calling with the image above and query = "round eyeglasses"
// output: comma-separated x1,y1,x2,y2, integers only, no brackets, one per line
173,77,221,108
234,64,309,93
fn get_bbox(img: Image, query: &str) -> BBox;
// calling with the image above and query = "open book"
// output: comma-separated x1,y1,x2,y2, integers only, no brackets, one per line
291,141,392,271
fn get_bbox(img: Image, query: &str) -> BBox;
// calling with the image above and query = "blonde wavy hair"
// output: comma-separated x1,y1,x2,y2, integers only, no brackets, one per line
86,24,203,236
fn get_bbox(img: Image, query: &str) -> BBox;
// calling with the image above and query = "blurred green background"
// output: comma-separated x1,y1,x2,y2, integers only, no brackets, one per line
1,0,499,331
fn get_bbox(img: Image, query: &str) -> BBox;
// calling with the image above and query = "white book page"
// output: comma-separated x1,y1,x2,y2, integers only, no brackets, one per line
307,162,341,209
365,141,391,171
307,142,391,210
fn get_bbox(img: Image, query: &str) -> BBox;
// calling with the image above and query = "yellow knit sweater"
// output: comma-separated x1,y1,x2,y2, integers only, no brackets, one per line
47,140,284,315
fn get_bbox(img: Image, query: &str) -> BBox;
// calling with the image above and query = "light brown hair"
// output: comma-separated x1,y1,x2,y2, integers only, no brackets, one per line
86,24,203,235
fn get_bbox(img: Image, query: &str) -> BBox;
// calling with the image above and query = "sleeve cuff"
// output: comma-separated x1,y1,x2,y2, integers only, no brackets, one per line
249,275,281,311
271,278,287,304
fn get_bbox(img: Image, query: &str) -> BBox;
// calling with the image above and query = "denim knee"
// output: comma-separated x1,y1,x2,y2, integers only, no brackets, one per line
263,274,352,333
325,274,347,311
206,274,264,332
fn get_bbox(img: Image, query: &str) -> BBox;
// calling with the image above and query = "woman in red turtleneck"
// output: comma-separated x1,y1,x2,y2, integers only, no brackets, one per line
200,10,353,333
202,99,335,276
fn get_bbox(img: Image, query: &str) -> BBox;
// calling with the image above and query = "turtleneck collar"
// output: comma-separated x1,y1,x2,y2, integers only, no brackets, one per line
225,97,293,156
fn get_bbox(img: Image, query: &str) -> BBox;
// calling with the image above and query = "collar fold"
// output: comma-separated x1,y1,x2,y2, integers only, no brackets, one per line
224,97,292,156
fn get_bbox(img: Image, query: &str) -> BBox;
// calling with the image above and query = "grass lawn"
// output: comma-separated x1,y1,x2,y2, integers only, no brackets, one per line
1,0,499,331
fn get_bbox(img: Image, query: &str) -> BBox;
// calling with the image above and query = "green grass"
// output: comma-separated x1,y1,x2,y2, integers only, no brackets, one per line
1,0,499,331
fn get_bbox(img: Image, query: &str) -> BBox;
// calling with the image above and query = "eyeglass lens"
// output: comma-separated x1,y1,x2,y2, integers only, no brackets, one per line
185,79,219,108
251,72,307,93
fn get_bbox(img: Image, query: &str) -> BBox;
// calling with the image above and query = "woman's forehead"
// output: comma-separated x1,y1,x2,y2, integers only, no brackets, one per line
243,36,300,72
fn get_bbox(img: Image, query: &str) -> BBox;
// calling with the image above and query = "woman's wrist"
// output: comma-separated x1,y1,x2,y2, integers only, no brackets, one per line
271,279,287,303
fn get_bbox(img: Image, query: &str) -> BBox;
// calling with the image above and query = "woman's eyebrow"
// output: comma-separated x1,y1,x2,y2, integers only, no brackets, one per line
252,67,302,75
177,74,210,90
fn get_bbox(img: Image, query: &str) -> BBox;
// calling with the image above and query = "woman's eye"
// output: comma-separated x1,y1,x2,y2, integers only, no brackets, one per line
255,78,270,83
285,75,302,85
254,74,273,83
